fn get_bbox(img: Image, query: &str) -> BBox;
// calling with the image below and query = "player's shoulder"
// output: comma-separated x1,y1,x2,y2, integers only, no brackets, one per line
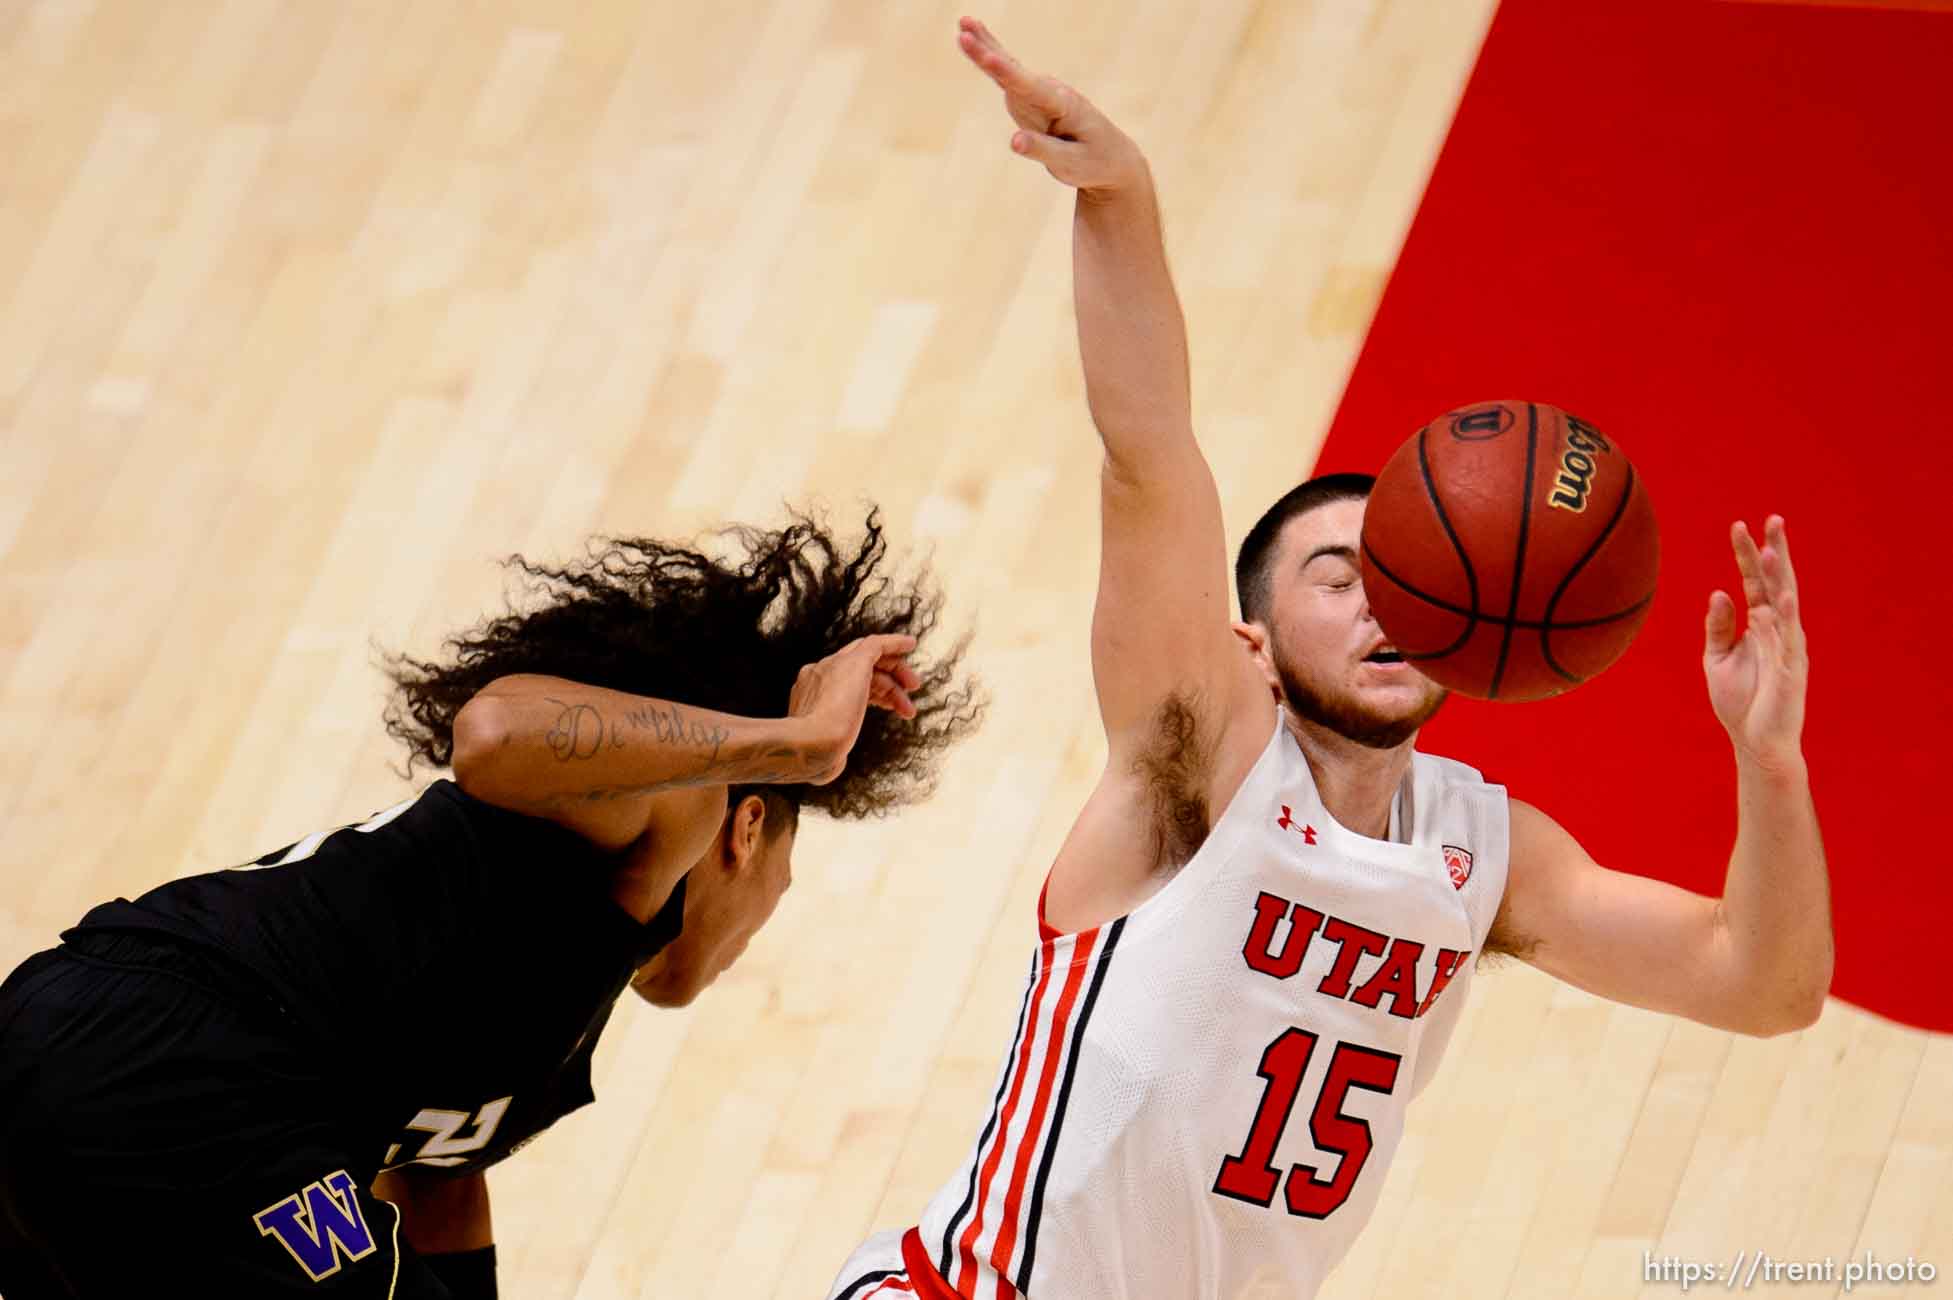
419,777,608,858
377,777,508,844
317,779,605,880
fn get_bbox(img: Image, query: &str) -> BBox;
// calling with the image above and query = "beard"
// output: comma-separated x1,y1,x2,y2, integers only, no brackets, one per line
1275,654,1448,750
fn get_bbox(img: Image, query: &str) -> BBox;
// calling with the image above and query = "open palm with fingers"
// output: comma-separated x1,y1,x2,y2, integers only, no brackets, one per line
956,16,1145,194
1704,515,1808,772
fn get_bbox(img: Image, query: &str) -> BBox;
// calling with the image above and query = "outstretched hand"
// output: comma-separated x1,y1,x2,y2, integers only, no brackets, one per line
1704,515,1808,773
956,16,1146,195
789,634,923,785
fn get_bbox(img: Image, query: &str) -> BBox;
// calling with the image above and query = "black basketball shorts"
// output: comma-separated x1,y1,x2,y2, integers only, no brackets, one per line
0,932,451,1298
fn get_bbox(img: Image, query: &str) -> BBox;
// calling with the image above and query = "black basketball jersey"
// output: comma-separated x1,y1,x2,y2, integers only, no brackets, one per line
66,780,685,1176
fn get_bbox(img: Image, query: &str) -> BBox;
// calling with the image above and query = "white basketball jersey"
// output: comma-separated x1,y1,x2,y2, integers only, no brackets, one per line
911,710,1509,1299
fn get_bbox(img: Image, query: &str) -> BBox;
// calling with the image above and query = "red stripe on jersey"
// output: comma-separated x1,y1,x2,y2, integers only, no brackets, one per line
901,1228,959,1300
1035,873,1061,942
954,940,1058,1291
860,1281,914,1298
988,927,1100,1290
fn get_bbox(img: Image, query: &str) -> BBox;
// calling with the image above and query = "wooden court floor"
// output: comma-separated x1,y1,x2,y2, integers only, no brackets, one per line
2,1,1947,1296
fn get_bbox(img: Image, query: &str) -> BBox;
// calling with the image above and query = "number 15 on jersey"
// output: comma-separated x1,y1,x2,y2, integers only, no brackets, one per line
1212,1029,1402,1218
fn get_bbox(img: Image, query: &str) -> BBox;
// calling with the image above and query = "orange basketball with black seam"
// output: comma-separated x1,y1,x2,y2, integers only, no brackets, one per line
1358,399,1659,701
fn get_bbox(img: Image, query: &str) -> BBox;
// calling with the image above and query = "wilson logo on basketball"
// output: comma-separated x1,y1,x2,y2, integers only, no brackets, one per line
1442,845,1474,889
1547,415,1612,514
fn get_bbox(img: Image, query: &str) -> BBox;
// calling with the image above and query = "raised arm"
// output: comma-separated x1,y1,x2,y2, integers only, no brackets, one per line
1489,516,1832,1035
958,19,1264,758
451,634,920,849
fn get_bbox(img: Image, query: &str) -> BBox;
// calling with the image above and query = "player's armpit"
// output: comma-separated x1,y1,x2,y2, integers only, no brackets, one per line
1496,799,1820,1037
1049,447,1271,927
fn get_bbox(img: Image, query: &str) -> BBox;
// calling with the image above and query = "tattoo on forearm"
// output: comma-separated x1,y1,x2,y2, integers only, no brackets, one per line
545,699,605,761
619,701,730,765
520,697,823,807
541,696,731,767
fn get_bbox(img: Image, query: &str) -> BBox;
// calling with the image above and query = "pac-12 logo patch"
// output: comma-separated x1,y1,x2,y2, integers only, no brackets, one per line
1442,845,1474,890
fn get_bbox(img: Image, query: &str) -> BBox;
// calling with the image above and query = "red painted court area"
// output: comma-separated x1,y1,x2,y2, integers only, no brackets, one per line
1320,0,1953,1030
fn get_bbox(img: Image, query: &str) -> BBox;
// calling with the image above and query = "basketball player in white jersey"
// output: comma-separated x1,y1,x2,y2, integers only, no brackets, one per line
825,18,1833,1299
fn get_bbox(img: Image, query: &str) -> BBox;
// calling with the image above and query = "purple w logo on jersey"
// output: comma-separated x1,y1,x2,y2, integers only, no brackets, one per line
253,1169,379,1281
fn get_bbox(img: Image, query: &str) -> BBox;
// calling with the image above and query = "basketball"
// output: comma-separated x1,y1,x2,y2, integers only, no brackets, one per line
1358,400,1659,701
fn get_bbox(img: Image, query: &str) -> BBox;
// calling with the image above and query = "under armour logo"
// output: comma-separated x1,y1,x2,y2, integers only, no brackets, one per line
1276,805,1318,845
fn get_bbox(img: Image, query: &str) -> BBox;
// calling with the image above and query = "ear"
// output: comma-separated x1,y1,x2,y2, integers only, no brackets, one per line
723,793,768,874
1232,619,1281,693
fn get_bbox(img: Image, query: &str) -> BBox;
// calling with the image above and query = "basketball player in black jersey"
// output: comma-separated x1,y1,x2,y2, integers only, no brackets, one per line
0,509,981,1299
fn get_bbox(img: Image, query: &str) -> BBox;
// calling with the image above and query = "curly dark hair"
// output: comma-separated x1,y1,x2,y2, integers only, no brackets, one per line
381,506,983,825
